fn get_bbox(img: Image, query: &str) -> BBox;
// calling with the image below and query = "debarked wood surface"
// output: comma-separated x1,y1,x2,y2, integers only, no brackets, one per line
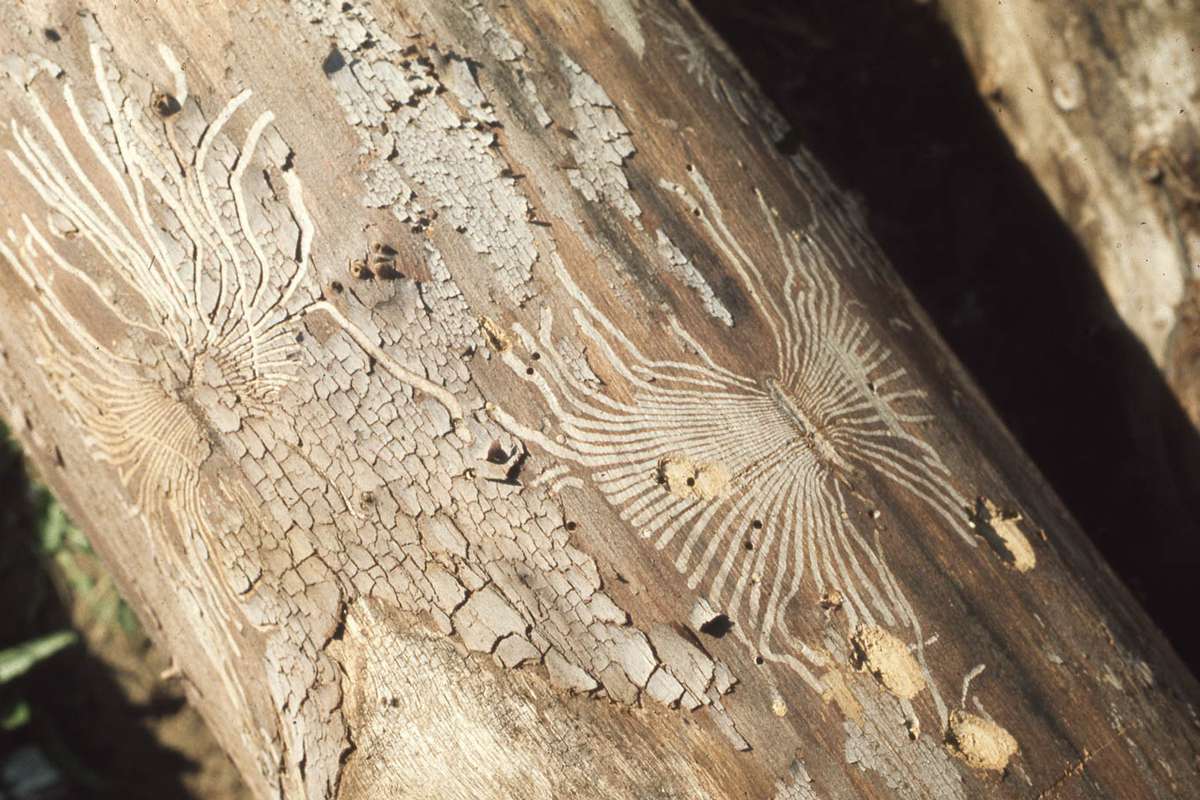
0,2,1197,799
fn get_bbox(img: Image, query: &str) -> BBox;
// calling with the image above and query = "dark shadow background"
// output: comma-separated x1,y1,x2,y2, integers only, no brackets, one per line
693,0,1200,673
0,439,199,799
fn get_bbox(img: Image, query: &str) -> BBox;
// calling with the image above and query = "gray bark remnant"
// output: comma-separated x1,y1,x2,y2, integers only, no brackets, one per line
0,2,1197,799
938,0,1200,427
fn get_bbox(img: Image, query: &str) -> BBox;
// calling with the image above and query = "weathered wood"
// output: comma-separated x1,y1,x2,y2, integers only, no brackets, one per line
938,0,1200,427
0,2,1197,799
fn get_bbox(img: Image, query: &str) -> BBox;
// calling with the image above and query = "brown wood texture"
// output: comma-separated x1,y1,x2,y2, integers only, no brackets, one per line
0,2,1197,798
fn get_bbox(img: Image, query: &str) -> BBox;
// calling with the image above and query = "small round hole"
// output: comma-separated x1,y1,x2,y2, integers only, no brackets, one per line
525,367,535,376
565,520,577,532
152,91,182,118
751,519,763,530
530,352,541,361
699,614,733,638
755,655,764,665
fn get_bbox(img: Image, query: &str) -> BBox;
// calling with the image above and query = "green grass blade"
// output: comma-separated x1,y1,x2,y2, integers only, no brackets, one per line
0,630,78,683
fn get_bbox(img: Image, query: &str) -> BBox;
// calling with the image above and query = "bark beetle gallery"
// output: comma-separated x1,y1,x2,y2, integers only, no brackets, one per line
0,2,1197,799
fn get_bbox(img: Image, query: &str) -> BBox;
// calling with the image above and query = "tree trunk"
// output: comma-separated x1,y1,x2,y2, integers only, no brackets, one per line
937,0,1200,427
0,2,1197,798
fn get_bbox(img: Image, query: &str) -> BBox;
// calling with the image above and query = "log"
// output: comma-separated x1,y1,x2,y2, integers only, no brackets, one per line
937,0,1200,427
688,0,1200,702
0,2,1197,798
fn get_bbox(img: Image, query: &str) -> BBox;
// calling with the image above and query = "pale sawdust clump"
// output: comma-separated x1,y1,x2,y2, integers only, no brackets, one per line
945,710,1019,772
656,455,731,500
657,456,694,496
479,316,510,351
972,497,1037,572
692,462,731,500
770,687,788,717
849,625,926,699
819,590,844,610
